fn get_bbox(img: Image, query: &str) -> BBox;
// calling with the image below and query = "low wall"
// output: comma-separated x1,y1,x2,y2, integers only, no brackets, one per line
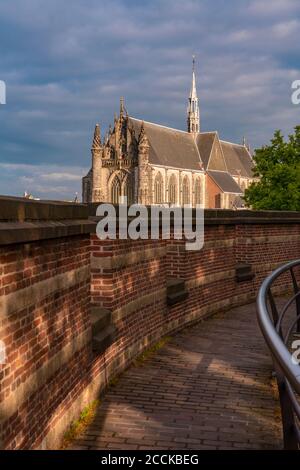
0,196,299,449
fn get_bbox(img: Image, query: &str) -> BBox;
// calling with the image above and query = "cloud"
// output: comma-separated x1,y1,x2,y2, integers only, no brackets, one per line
0,163,87,199
40,172,82,182
0,0,299,199
248,0,300,16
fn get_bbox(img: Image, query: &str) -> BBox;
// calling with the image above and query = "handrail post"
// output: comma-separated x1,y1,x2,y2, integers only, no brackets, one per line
257,259,300,451
290,268,300,333
274,363,298,449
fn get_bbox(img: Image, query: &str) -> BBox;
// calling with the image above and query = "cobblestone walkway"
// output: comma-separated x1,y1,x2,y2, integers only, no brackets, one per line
70,302,282,450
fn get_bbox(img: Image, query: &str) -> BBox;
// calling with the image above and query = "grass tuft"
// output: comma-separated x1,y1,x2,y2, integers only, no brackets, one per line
133,336,171,366
60,399,100,449
61,336,171,448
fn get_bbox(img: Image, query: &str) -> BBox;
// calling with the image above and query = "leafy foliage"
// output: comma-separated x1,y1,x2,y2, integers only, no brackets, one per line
244,126,300,211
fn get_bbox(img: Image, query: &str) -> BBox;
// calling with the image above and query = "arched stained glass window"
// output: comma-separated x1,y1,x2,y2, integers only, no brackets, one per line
168,174,177,205
111,176,121,204
182,176,190,205
154,173,163,204
123,177,134,205
194,177,202,205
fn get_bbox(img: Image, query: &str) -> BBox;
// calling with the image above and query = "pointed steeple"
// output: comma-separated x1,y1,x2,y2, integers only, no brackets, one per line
92,123,101,149
187,56,200,134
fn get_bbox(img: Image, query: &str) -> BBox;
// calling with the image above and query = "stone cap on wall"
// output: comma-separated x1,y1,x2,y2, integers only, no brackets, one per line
88,202,300,225
0,196,96,246
0,196,299,246
204,208,300,224
0,195,89,221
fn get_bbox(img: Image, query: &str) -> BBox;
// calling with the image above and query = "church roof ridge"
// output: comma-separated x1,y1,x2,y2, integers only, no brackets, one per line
199,131,218,134
129,117,221,139
129,116,189,134
220,138,247,148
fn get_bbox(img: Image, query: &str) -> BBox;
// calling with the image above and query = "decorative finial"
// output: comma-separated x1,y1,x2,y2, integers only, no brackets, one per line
242,136,251,153
139,121,149,147
140,121,145,136
120,96,125,117
192,55,195,72
92,123,101,148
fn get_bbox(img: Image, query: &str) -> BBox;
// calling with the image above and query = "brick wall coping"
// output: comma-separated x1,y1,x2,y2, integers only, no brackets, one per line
88,203,300,224
0,196,299,245
0,195,88,221
1,196,299,224
0,220,96,246
90,209,300,226
204,209,300,224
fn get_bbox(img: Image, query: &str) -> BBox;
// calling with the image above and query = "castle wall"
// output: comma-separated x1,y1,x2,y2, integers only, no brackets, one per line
1,198,298,449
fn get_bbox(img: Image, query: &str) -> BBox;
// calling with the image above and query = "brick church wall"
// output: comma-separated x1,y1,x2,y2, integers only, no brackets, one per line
206,175,222,208
0,197,299,449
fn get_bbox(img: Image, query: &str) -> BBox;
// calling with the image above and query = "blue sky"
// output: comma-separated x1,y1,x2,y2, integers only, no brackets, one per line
0,0,299,200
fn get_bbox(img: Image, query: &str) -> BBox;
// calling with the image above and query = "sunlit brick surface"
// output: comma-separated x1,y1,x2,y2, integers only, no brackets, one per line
71,302,283,450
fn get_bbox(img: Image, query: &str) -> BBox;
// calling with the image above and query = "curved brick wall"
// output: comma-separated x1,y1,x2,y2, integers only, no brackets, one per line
0,197,299,449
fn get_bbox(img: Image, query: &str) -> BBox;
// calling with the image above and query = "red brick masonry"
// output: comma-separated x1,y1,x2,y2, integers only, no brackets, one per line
0,197,299,449
71,301,285,450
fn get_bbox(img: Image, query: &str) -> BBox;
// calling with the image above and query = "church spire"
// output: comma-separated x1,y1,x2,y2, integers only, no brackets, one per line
187,55,200,134
92,123,101,149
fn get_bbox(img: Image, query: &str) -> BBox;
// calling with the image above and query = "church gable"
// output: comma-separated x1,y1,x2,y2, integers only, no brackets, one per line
207,134,227,171
196,132,216,169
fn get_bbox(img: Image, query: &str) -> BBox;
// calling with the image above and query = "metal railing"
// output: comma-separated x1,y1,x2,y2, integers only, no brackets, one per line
257,259,300,450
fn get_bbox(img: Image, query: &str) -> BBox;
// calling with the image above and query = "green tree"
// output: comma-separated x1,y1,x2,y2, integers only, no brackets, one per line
244,126,300,211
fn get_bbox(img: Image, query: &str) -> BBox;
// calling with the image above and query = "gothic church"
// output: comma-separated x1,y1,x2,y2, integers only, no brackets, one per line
82,60,254,208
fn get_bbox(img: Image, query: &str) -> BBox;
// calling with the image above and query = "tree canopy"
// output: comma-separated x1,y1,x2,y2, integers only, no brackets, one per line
244,126,300,211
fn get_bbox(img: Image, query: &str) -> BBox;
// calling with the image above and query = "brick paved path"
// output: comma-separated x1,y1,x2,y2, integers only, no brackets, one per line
70,302,283,450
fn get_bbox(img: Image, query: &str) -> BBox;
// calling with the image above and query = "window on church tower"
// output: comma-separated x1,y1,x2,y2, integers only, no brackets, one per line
154,173,163,204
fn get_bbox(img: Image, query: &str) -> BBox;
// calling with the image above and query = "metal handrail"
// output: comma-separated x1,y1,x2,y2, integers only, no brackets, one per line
257,259,300,450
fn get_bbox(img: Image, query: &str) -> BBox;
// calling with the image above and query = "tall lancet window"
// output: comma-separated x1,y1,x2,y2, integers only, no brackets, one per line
168,174,177,205
194,178,202,205
123,177,133,204
154,173,163,204
182,176,190,205
111,176,121,204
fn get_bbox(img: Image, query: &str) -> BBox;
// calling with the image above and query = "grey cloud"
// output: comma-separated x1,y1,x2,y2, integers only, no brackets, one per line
0,0,299,199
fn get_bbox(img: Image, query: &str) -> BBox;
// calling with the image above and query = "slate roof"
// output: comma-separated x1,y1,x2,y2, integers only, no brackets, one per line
220,141,254,178
129,117,203,170
127,117,253,189
196,132,216,169
207,170,243,194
